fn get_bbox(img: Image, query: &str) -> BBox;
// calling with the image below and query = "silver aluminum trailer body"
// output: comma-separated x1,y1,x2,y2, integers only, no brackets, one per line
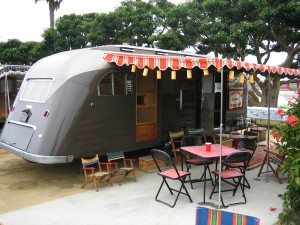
0,45,245,164
0,48,111,163
0,46,188,164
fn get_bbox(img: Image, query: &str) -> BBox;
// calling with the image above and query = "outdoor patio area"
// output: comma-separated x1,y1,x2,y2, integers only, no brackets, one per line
0,148,287,225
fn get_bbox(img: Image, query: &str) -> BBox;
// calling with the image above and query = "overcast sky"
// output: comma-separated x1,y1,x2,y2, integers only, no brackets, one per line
0,0,286,66
0,0,183,42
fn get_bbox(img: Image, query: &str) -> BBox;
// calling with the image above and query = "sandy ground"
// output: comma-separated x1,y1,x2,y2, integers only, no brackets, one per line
0,149,148,213
0,149,85,213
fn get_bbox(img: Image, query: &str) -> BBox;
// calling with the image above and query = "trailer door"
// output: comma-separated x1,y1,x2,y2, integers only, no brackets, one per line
136,70,157,142
179,72,201,129
180,87,197,128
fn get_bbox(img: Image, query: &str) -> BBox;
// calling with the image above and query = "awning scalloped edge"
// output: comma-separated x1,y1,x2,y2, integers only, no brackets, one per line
104,52,300,77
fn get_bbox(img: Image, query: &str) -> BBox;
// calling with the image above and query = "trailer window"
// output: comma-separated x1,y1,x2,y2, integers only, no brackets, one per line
97,72,133,96
21,79,52,102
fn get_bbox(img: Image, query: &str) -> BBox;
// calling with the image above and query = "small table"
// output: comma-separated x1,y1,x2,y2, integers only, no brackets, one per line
250,127,267,142
180,144,239,203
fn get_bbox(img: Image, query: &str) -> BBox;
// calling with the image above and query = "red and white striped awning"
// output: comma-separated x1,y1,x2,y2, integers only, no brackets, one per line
104,52,300,77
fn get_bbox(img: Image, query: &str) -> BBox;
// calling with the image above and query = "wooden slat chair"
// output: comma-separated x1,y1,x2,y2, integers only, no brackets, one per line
169,129,185,162
107,151,136,185
257,149,287,184
81,154,112,192
195,206,260,225
150,149,193,208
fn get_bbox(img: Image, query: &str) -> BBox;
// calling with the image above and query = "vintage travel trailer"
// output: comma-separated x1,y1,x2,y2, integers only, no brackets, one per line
1,45,296,164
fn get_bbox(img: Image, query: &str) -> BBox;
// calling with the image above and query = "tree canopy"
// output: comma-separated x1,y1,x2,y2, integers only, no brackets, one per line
1,0,299,99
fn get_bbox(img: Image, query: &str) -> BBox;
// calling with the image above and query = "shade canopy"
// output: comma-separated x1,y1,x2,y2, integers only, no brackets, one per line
104,52,300,77
0,65,31,79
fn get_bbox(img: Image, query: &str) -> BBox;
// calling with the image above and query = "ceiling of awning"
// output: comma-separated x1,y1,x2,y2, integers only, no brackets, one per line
104,52,300,77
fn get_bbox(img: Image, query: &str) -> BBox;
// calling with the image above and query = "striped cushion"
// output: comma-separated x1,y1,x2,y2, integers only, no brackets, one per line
196,206,260,225
270,155,283,166
169,130,184,140
188,128,205,135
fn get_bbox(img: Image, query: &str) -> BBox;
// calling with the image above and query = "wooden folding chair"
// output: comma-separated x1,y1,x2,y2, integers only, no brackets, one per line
187,128,207,142
107,151,136,185
257,149,286,184
81,154,112,192
169,129,185,162
150,149,193,208
195,206,260,225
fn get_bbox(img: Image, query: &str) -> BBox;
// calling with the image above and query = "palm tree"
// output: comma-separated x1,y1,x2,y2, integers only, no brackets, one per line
35,0,63,28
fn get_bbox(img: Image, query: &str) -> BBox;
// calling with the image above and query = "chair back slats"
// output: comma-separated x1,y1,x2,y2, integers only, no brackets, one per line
195,206,260,225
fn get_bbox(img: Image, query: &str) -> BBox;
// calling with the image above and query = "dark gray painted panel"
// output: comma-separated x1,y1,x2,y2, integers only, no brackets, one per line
70,95,137,157
0,122,34,150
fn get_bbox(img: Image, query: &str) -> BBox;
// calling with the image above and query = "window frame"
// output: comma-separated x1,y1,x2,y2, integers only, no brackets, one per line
20,78,53,103
97,72,133,96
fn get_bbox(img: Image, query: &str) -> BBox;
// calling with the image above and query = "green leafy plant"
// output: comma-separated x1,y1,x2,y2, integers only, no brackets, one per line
272,89,300,225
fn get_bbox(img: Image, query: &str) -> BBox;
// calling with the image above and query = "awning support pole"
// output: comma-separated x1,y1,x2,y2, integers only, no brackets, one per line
266,72,271,182
218,68,224,209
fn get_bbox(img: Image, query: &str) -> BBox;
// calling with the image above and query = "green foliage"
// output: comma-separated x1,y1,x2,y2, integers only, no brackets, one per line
87,12,120,46
0,39,41,65
55,13,92,51
272,90,300,224
1,0,299,68
113,0,156,46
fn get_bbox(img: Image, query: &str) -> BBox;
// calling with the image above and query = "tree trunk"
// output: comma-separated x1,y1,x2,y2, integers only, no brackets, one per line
48,0,55,28
257,80,280,107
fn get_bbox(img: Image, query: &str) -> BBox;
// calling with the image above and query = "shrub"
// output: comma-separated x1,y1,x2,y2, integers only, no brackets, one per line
272,89,300,225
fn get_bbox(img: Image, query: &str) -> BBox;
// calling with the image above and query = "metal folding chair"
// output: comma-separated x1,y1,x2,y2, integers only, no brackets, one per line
224,138,257,188
209,151,252,207
150,149,193,208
